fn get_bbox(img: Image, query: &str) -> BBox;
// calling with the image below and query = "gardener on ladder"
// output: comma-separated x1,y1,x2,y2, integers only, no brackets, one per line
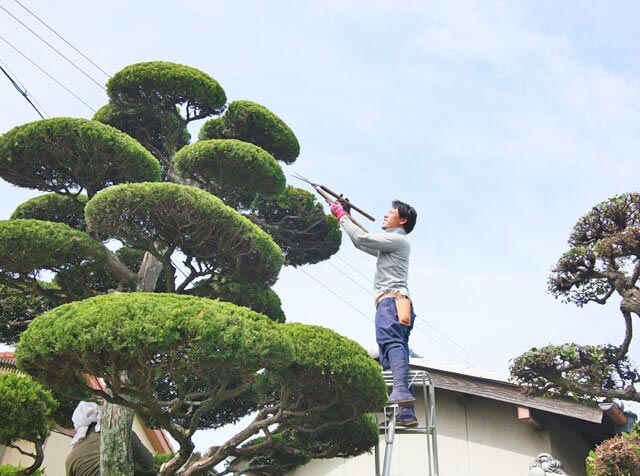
330,199,418,427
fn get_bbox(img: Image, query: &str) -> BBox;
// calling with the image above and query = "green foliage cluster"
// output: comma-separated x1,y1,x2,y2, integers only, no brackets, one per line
0,466,44,476
173,139,286,208
11,194,88,232
275,323,386,426
0,219,108,293
0,118,161,197
251,186,341,266
0,373,57,448
548,193,640,306
94,104,191,160
0,284,59,344
107,62,226,121
237,434,311,474
586,428,640,476
199,100,300,164
510,343,639,400
190,277,285,323
85,182,284,284
17,293,294,403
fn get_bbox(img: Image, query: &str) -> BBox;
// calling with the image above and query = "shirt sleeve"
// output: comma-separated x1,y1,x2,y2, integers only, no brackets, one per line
340,216,406,253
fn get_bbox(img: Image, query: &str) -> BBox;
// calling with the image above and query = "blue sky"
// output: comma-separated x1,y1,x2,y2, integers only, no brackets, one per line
2,0,640,445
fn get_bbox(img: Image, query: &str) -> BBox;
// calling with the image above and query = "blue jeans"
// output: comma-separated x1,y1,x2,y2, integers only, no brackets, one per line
376,297,415,370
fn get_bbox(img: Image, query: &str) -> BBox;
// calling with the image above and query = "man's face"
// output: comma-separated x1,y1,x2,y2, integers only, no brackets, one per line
382,207,407,230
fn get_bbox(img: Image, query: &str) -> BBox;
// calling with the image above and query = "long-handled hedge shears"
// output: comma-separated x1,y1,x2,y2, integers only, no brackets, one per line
291,172,374,232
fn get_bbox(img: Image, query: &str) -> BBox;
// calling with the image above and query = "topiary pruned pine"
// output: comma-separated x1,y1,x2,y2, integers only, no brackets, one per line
199,100,300,164
0,219,108,295
17,293,294,400
11,193,88,232
0,283,61,344
85,182,284,286
173,139,286,208
0,118,161,197
0,61,372,476
511,192,640,403
190,276,286,323
107,61,227,121
250,186,342,266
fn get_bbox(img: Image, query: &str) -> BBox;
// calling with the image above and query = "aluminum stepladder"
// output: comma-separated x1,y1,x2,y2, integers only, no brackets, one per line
374,370,439,476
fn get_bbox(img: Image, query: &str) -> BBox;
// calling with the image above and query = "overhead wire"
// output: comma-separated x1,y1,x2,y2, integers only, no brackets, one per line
306,251,492,369
0,32,96,113
0,59,45,118
299,260,483,367
11,0,111,78
0,4,106,91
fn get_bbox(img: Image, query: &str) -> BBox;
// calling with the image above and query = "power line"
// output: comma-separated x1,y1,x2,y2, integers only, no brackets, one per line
298,266,481,368
0,5,106,91
12,0,111,78
319,255,493,368
0,57,47,116
0,63,44,118
0,57,25,89
0,33,96,113
336,254,373,283
298,267,375,325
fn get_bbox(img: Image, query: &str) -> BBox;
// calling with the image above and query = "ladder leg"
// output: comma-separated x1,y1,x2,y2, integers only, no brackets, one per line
382,405,398,476
374,413,381,476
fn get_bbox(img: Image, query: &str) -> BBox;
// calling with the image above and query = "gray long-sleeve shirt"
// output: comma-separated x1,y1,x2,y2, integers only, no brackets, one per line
340,216,410,300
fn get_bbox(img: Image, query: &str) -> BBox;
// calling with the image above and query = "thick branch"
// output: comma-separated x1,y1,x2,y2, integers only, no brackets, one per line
104,248,137,284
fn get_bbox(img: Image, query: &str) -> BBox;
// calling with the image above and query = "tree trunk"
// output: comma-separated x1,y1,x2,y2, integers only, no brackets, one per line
100,252,163,476
100,401,135,476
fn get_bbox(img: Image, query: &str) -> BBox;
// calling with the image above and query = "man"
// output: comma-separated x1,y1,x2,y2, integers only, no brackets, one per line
66,401,157,476
330,199,418,427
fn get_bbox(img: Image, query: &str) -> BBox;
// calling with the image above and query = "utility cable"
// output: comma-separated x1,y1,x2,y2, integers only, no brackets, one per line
0,5,106,91
323,255,492,368
12,0,111,78
298,266,480,367
0,63,44,118
0,33,96,112
336,254,373,283
298,267,374,325
0,58,47,115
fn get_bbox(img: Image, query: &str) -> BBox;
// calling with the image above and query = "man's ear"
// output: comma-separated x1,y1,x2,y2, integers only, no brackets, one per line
399,217,408,225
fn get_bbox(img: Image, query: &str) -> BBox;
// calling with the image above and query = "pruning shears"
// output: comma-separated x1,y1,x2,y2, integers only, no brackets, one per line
291,172,374,232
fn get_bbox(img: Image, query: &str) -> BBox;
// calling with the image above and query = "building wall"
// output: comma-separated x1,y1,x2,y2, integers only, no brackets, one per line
1,431,70,476
288,388,590,476
1,422,158,476
548,417,592,476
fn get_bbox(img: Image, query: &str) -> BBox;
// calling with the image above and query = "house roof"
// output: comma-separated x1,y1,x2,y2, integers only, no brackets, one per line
409,358,605,424
0,351,173,454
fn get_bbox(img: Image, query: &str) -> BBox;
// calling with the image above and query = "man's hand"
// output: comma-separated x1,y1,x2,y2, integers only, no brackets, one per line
330,201,346,220
338,196,351,214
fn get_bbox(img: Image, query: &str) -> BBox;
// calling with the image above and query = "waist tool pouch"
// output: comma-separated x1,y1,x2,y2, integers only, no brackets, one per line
395,296,412,324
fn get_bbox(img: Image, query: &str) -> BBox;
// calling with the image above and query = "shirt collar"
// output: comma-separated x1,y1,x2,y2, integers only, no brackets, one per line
385,227,406,235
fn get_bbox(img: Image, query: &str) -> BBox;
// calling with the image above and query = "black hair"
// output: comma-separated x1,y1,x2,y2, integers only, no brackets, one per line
392,200,417,234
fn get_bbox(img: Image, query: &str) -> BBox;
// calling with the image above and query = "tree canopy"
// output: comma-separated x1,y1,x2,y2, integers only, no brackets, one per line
511,193,640,403
0,60,372,476
0,373,57,476
0,118,161,197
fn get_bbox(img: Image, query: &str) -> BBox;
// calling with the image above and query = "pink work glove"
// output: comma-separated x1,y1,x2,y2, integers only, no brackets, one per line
330,201,346,220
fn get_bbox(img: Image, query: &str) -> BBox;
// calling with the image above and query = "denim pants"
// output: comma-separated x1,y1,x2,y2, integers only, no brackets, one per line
376,297,415,370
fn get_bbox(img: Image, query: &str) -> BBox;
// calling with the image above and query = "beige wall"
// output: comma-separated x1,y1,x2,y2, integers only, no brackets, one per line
1,431,70,476
289,388,588,476
1,422,157,476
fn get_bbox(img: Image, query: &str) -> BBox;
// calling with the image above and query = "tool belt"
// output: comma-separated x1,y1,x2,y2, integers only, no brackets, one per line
375,293,412,324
